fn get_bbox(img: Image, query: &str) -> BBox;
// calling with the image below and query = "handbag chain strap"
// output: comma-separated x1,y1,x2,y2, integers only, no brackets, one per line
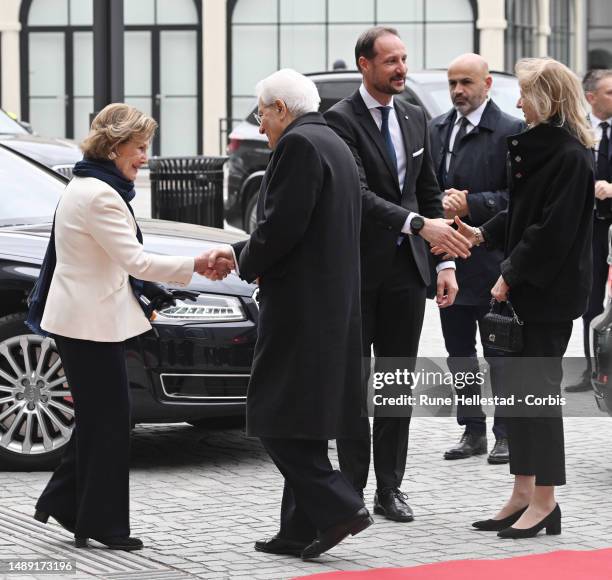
489,298,524,326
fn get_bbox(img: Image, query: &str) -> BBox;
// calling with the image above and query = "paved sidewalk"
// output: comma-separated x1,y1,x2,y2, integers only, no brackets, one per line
1,414,610,580
1,305,610,580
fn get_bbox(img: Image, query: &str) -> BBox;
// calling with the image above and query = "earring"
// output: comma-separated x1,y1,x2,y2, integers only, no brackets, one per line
108,151,117,160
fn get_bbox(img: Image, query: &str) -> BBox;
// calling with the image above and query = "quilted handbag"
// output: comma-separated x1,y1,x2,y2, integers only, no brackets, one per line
481,299,524,353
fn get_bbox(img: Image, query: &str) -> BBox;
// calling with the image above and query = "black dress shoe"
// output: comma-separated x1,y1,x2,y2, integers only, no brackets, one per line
254,535,309,556
444,432,487,460
373,488,414,522
565,370,592,393
498,504,561,538
34,510,76,534
472,506,528,531
487,437,509,464
301,507,373,559
75,536,144,550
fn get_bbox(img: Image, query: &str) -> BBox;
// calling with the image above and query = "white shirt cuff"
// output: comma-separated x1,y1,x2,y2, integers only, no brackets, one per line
436,261,456,273
230,245,240,277
400,212,420,235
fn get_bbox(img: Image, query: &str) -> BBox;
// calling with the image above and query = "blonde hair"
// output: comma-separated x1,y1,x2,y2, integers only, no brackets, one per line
515,57,595,148
81,103,158,159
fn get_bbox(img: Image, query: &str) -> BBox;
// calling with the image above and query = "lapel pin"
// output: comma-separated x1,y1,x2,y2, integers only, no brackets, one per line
404,115,409,120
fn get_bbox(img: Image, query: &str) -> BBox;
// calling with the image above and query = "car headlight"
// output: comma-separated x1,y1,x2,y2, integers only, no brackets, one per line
155,294,246,322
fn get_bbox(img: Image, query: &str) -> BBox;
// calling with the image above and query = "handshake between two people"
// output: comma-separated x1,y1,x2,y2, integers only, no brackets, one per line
194,246,237,281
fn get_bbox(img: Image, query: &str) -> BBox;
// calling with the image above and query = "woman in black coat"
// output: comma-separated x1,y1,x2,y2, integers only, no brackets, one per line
450,58,595,538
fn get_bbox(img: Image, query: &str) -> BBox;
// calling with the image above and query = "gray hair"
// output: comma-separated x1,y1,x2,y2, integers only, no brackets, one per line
255,69,320,117
583,69,612,93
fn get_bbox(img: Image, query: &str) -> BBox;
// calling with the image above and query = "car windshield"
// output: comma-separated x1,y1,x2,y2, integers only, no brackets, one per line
0,147,64,225
0,109,28,135
418,79,524,120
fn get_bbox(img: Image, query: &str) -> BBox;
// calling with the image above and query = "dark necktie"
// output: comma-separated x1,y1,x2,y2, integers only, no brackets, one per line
377,106,398,171
448,116,469,178
596,121,612,219
598,121,610,181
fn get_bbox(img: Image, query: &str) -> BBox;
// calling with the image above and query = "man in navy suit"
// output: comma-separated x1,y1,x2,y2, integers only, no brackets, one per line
566,69,612,392
325,27,472,523
429,54,524,464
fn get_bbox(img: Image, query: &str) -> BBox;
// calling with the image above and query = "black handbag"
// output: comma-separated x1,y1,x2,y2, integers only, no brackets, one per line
481,298,524,353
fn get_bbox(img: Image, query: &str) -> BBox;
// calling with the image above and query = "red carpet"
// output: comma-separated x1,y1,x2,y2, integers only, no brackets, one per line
294,548,612,579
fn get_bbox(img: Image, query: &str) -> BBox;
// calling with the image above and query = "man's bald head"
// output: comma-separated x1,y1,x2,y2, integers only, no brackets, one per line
447,53,493,115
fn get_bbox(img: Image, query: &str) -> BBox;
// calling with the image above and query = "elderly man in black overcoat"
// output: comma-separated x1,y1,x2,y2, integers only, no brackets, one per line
429,54,524,464
204,68,372,560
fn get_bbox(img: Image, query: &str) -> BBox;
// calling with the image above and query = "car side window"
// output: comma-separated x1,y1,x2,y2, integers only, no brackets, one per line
317,81,360,113
399,87,424,108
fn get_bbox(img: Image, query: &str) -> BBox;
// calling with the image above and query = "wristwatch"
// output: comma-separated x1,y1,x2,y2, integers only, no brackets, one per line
473,227,484,246
410,215,425,236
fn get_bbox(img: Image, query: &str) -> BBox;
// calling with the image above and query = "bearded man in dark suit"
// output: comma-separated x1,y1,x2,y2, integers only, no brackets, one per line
429,53,524,464
325,27,472,523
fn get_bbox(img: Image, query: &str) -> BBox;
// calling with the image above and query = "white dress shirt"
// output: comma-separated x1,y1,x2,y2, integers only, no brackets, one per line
590,112,612,164
359,84,454,272
445,98,489,172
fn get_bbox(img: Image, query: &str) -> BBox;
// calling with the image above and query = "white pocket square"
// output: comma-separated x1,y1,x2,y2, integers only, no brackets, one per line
412,148,424,158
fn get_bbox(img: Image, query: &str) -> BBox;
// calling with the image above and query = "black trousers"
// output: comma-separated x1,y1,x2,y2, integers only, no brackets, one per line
337,241,426,492
439,303,506,439
259,438,364,541
582,217,611,361
505,321,572,486
36,336,131,538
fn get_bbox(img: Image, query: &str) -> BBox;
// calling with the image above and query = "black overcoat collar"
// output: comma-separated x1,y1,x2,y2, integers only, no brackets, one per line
435,99,504,135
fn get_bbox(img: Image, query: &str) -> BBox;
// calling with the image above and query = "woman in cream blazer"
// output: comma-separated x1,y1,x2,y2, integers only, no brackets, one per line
33,104,207,551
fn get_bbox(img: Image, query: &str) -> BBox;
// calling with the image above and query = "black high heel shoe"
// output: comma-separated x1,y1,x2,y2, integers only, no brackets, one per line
497,504,561,538
75,536,144,551
34,510,76,534
472,506,528,531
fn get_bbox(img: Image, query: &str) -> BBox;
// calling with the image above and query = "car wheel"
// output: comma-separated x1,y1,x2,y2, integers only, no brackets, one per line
0,312,73,470
245,192,259,234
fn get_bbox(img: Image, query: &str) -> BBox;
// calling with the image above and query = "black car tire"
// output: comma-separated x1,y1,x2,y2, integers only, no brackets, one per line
0,312,73,470
244,192,259,234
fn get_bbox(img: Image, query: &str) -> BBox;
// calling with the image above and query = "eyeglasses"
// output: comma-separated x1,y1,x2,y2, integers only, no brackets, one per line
252,104,276,126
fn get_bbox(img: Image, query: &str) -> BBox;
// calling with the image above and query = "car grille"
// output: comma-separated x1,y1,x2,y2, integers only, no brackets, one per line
160,373,249,401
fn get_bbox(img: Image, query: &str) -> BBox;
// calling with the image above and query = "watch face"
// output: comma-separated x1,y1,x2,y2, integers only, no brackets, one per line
412,216,424,231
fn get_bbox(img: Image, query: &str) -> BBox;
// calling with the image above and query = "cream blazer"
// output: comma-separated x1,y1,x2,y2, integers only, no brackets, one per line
41,176,195,342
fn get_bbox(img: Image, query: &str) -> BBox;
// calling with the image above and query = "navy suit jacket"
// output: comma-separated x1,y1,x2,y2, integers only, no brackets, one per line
429,100,524,305
325,90,444,289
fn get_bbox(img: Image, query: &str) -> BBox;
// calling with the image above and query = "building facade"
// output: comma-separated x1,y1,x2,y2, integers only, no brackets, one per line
0,0,608,155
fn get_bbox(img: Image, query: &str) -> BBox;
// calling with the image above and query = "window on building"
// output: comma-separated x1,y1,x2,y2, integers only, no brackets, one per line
21,0,202,155
505,0,538,72
549,0,575,68
229,0,477,120
588,0,612,70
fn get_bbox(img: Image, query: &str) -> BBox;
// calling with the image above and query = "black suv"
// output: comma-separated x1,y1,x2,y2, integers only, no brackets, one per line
224,69,523,233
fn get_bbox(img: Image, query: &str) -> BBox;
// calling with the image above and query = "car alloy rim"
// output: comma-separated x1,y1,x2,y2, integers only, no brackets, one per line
0,335,73,456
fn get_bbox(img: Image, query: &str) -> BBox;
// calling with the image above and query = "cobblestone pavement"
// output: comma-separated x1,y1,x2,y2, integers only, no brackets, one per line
1,304,611,580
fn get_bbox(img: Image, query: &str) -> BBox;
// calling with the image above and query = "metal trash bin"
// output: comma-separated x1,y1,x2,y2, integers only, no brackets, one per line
149,156,228,228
